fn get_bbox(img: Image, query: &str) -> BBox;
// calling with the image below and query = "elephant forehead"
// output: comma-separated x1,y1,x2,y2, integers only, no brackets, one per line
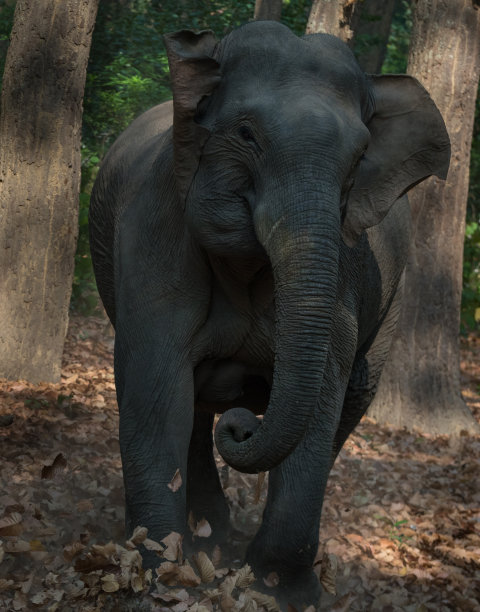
216,21,366,102
218,81,358,121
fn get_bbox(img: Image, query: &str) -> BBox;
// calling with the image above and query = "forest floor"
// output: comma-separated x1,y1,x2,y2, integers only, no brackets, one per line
0,313,479,612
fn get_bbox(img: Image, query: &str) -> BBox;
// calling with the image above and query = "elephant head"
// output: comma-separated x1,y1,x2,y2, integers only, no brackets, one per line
164,22,450,474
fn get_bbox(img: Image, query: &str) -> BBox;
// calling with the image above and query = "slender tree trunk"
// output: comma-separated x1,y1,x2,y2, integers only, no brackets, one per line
306,0,360,42
369,0,480,435
350,0,396,73
254,0,282,21
0,0,99,383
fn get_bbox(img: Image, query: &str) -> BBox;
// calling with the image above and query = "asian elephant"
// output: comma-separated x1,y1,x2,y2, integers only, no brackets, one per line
89,21,450,608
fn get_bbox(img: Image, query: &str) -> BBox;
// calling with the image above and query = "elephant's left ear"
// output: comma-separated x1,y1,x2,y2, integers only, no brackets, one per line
342,75,451,247
164,30,221,203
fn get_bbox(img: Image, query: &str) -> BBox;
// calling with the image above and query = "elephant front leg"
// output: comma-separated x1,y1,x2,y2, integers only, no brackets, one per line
186,410,230,552
116,336,195,568
245,365,347,608
245,427,335,607
246,458,325,608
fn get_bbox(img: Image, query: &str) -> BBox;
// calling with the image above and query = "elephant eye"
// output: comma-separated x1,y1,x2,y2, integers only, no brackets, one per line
350,150,366,176
358,146,368,165
355,150,366,168
238,125,256,143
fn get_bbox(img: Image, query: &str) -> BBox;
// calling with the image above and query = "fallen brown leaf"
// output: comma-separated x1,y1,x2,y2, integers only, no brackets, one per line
168,468,183,492
319,552,338,595
125,525,148,549
254,471,266,504
246,588,281,612
156,561,201,587
194,551,215,583
101,573,120,593
263,571,279,588
142,537,164,552
76,499,94,512
3,539,31,553
235,564,255,589
0,511,23,536
161,531,183,563
41,453,67,480
330,591,357,612
211,544,222,568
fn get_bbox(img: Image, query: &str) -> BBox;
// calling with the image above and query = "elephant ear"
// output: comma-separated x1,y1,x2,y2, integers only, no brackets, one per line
164,30,221,203
342,75,451,247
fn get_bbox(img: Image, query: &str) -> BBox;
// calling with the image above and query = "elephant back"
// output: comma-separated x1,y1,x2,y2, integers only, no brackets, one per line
89,101,174,326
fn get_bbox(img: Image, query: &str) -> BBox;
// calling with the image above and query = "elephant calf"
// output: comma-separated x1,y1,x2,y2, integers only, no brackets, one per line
89,21,450,608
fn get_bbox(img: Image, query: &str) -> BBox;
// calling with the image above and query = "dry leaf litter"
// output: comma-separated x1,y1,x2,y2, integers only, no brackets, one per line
0,315,479,611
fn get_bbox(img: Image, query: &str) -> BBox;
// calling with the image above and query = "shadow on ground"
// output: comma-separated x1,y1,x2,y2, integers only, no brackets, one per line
0,315,479,611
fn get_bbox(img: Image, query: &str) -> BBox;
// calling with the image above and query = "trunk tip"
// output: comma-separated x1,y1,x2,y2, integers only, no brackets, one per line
214,407,262,472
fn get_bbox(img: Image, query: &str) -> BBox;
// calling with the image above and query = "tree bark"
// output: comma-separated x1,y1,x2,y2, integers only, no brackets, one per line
254,0,282,21
350,0,396,73
306,0,359,42
0,0,99,382
369,0,480,435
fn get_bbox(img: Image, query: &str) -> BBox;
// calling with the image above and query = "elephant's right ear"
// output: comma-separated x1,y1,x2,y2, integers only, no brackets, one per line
164,30,221,203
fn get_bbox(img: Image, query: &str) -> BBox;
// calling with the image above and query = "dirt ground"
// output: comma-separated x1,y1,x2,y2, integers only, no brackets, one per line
0,314,479,611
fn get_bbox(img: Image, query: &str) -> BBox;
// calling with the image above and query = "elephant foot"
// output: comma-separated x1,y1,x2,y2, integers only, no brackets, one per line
137,545,163,571
186,497,231,548
184,522,230,559
247,562,321,610
182,502,236,570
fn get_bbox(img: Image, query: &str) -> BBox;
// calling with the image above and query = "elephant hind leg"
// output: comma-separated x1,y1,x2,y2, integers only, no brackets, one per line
332,284,404,460
332,353,379,459
186,410,230,551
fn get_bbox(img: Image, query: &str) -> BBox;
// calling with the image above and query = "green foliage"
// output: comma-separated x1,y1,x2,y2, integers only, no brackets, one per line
0,0,16,86
382,0,412,74
387,519,411,548
351,8,384,66
282,0,312,36
463,86,480,331
375,515,412,548
24,397,49,410
72,147,101,315
462,221,480,332
0,1,15,36
84,53,171,156
83,2,171,154
468,94,480,222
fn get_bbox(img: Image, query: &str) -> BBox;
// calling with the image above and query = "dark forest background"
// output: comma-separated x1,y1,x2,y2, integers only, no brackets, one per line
0,0,478,329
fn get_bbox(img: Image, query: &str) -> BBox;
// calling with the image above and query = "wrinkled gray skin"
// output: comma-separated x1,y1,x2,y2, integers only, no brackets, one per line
89,22,450,608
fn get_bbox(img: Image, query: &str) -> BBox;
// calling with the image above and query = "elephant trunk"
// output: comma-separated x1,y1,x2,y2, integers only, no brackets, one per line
214,183,340,473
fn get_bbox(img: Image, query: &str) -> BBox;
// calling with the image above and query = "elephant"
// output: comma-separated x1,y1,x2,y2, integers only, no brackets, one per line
89,20,450,608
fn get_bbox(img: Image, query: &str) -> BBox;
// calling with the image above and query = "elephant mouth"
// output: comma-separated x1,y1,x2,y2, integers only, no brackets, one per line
196,366,272,417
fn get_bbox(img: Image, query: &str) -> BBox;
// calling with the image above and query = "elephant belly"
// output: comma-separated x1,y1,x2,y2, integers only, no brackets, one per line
194,359,271,415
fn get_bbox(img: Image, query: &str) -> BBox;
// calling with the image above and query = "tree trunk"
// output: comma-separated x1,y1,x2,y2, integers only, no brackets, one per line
350,0,396,73
254,0,282,21
369,0,480,435
0,0,99,383
306,0,360,42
